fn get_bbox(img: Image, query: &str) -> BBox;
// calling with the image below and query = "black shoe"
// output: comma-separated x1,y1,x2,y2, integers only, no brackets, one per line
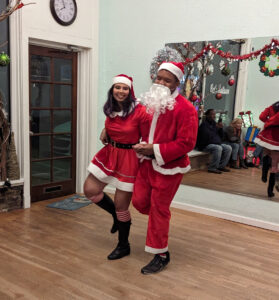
96,193,118,234
141,252,170,275
239,159,248,169
218,167,230,172
107,243,130,260
208,169,222,174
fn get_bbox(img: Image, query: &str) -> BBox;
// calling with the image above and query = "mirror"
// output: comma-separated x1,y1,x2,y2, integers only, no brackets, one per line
158,36,279,201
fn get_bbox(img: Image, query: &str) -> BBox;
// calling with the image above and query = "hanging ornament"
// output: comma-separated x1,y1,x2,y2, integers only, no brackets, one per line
215,93,222,100
221,64,231,76
205,64,214,75
228,75,235,86
259,48,279,77
190,95,198,102
0,52,10,67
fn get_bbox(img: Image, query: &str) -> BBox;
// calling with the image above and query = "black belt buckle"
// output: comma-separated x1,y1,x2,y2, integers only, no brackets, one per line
111,140,116,148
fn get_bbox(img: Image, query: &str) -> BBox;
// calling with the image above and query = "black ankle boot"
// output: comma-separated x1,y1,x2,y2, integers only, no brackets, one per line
96,193,118,233
262,155,270,183
108,220,131,260
268,173,275,198
239,159,248,169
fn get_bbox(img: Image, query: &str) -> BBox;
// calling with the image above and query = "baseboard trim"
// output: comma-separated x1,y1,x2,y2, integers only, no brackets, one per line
171,201,279,232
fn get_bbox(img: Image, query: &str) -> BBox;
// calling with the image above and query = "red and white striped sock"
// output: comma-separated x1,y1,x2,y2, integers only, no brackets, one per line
89,192,104,203
116,210,131,222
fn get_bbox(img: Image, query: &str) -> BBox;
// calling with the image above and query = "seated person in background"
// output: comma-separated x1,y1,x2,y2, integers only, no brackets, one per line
196,109,232,174
224,118,248,169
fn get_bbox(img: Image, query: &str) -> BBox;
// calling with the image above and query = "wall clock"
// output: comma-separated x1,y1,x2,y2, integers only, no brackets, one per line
50,0,77,26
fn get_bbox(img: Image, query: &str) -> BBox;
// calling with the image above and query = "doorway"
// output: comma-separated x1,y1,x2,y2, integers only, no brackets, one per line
29,45,77,202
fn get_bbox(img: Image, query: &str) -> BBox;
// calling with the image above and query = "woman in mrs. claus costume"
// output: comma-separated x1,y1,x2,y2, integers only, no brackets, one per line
255,101,279,197
83,74,150,260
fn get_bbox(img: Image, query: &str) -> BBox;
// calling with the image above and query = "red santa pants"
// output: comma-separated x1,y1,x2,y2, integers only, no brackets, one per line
132,160,183,254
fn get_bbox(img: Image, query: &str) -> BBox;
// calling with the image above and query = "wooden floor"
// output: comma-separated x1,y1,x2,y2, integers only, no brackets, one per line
182,167,279,201
1,197,279,299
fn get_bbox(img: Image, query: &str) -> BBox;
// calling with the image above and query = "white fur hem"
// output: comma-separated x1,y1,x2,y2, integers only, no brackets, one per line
145,245,168,254
87,163,134,192
152,160,191,175
254,138,279,151
153,144,165,166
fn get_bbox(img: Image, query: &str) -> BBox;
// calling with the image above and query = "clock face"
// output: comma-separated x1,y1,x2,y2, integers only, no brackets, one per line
50,0,77,26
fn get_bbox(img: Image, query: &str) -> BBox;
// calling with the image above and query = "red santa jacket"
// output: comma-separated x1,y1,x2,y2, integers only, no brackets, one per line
255,104,279,150
148,90,198,175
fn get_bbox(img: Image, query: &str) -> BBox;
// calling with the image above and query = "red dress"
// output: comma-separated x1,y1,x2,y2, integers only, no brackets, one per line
87,104,150,192
255,105,279,150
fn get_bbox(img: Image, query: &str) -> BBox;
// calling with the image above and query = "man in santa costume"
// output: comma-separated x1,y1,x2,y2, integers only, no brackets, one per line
132,61,198,274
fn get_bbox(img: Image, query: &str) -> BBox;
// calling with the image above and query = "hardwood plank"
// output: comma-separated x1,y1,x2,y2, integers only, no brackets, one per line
181,167,279,201
0,197,279,299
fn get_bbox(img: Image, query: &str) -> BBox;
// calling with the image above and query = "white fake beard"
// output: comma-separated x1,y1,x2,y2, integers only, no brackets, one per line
138,84,176,114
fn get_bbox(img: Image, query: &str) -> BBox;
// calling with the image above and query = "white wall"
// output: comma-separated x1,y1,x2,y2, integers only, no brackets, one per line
9,0,99,208
245,36,279,127
98,0,279,136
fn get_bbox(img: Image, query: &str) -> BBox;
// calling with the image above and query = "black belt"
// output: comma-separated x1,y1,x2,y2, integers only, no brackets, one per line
108,138,137,149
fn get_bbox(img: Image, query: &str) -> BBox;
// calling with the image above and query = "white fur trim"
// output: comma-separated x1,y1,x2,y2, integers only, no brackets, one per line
87,163,134,192
255,138,279,151
158,62,184,81
153,144,165,166
112,76,131,88
171,88,179,99
148,112,159,143
152,160,191,175
145,245,168,254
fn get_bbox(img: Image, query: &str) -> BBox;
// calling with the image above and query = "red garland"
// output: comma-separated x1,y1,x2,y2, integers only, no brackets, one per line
182,38,279,65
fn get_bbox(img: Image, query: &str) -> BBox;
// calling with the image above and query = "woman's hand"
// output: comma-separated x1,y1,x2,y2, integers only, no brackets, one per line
100,128,108,145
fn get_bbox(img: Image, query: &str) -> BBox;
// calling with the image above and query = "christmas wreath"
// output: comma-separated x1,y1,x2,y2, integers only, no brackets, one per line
259,48,279,77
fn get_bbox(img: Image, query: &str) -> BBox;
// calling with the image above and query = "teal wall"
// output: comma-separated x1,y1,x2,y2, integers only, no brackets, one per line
245,36,279,127
98,0,279,148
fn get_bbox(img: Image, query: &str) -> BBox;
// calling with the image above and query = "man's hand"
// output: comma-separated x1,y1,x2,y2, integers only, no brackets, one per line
100,128,108,145
133,143,154,156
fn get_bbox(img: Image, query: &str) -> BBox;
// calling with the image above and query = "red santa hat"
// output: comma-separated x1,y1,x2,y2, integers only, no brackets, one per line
158,61,184,81
112,74,135,99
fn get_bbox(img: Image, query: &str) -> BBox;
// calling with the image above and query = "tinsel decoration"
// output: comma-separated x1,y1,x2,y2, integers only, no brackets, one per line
150,46,183,80
0,52,10,66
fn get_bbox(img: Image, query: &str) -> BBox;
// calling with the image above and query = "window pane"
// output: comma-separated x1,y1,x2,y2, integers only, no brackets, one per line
30,83,51,107
53,134,71,157
30,110,51,133
53,159,71,181
31,160,51,186
53,110,71,133
54,85,72,108
54,58,72,83
31,55,51,81
31,136,51,159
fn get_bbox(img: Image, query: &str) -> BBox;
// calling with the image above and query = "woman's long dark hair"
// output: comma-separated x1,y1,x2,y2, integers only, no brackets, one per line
103,86,136,118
